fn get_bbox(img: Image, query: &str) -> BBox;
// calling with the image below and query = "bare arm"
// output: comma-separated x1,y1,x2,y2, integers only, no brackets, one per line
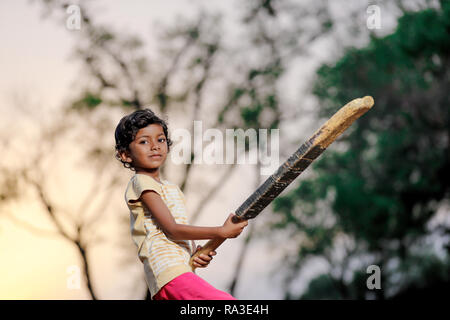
140,190,247,241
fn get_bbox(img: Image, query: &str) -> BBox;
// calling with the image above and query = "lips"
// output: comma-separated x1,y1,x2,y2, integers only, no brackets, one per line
149,154,162,158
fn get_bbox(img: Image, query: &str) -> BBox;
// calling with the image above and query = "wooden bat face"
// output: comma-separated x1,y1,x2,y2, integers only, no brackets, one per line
235,96,374,220
189,96,374,270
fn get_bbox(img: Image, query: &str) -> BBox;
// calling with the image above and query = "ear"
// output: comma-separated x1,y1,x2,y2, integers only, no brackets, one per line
119,150,132,163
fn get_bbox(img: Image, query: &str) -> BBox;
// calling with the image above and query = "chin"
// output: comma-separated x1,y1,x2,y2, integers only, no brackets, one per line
150,161,164,167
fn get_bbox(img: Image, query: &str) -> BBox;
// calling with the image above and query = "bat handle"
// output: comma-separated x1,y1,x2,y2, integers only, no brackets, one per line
189,214,245,270
189,238,226,270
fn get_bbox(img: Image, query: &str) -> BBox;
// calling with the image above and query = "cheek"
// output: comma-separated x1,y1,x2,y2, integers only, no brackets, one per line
130,144,145,157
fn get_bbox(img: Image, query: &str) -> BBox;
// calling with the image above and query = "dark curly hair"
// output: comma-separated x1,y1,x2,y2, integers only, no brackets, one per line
114,108,173,171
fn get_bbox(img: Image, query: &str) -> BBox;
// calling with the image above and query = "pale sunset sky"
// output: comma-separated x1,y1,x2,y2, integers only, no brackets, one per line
0,0,403,300
0,0,292,299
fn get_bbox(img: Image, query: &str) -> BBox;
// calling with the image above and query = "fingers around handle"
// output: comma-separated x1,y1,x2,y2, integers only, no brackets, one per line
231,214,245,224
189,238,225,270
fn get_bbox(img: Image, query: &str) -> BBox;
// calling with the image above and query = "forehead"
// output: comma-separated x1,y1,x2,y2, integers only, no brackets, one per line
135,124,165,139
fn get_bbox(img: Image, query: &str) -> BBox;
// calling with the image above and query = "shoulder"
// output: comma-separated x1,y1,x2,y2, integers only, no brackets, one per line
126,174,164,202
134,174,163,187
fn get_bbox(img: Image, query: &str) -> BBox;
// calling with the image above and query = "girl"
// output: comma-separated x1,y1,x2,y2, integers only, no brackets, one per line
114,108,248,300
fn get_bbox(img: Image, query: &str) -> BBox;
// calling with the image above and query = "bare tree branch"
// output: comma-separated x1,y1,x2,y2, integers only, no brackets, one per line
228,162,262,296
3,210,61,238
190,163,237,224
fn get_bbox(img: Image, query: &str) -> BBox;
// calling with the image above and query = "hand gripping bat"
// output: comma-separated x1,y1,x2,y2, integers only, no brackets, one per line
189,96,374,270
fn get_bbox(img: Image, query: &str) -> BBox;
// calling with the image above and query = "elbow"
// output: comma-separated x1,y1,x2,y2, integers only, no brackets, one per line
164,223,182,240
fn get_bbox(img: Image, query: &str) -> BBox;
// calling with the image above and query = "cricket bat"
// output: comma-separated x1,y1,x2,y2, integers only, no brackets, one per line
189,96,374,270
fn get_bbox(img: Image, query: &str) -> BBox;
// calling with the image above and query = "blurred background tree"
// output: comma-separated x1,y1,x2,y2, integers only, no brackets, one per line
2,0,447,300
271,0,450,299
30,0,337,299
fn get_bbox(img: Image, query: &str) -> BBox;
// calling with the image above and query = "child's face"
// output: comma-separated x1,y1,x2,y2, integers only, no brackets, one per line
121,124,168,172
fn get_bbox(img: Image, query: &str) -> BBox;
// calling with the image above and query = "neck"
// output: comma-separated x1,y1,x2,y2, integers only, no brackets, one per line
135,168,162,182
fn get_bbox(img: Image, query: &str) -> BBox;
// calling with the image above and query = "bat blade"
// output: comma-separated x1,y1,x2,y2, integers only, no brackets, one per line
189,96,374,270
235,96,374,220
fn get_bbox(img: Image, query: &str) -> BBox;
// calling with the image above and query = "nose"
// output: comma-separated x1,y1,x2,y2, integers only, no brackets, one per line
150,140,160,150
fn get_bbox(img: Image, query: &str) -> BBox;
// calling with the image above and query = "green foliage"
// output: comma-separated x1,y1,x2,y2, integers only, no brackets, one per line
300,274,343,300
71,91,102,110
273,2,450,299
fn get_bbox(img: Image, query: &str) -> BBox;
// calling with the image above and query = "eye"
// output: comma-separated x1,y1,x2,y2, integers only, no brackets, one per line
158,138,166,143
139,140,148,144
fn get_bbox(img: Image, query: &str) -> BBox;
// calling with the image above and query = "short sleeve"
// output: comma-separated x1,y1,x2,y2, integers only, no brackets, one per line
126,174,163,204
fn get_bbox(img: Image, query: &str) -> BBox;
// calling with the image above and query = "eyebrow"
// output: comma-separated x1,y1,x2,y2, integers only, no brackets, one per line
136,133,165,139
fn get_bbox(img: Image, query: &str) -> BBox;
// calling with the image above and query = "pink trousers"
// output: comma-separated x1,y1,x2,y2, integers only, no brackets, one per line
153,272,237,300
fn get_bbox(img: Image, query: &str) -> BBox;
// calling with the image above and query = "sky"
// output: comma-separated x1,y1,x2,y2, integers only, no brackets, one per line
0,0,291,300
0,0,405,300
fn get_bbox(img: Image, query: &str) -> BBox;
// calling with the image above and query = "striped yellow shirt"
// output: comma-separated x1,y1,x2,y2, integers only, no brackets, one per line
124,173,194,298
